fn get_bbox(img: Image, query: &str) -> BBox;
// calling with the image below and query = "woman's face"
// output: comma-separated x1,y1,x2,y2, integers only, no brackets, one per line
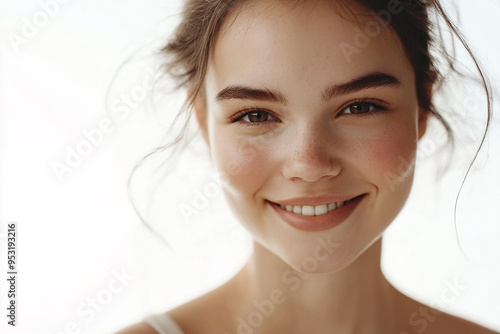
196,0,427,272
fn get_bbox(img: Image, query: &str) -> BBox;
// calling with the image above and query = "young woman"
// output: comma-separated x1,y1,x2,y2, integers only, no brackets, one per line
117,0,498,333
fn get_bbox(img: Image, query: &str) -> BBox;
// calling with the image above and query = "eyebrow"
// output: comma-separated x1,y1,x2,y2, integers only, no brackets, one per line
216,85,287,104
215,72,401,104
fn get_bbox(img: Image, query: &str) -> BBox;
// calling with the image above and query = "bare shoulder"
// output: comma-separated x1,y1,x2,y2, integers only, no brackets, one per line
429,311,500,334
396,293,500,334
166,284,238,334
114,274,242,334
394,289,500,334
114,322,157,334
111,301,216,334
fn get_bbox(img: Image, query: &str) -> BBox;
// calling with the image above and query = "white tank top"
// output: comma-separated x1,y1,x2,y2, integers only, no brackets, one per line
143,313,185,334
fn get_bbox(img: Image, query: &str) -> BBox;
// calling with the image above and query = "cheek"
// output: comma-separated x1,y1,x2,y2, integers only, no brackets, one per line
372,135,415,174
211,133,274,197
359,123,418,190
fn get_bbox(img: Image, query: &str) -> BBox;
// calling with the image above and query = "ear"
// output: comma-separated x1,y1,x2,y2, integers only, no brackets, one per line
190,88,210,146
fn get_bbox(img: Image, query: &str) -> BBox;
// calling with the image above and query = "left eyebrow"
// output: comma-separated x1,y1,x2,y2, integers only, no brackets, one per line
215,72,401,104
321,72,401,102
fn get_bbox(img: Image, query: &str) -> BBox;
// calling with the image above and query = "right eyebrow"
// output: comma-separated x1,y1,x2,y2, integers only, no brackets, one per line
215,85,287,105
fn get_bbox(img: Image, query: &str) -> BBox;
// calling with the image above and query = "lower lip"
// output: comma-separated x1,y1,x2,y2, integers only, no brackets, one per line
269,195,366,232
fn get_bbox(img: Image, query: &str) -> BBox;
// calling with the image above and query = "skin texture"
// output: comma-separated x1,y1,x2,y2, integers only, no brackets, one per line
189,1,416,330
116,0,499,333
201,0,423,276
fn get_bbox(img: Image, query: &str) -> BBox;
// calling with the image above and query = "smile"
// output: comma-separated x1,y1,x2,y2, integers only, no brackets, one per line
268,194,366,232
276,197,359,216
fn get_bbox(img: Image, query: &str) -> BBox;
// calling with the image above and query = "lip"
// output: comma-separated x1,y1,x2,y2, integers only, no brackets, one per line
268,194,366,232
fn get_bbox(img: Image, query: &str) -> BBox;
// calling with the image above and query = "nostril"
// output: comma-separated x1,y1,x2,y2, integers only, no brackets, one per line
281,126,341,181
282,155,342,182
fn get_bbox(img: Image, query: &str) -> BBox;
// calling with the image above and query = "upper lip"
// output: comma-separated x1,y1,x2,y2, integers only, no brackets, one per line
269,194,365,206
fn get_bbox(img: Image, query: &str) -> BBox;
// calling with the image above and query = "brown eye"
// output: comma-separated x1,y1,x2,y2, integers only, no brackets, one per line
344,102,375,115
241,110,277,123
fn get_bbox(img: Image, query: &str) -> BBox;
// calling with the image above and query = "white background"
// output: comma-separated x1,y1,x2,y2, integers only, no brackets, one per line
1,0,500,333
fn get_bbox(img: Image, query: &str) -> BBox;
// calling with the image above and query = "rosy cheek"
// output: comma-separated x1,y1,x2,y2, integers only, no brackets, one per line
357,126,418,183
213,136,272,196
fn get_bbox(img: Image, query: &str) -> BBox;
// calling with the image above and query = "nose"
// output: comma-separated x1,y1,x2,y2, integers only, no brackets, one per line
282,122,342,182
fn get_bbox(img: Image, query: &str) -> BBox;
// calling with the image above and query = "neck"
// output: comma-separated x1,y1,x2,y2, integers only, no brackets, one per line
231,237,402,334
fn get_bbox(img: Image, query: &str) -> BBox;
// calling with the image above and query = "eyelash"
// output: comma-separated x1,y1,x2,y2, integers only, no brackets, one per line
339,98,389,118
229,99,388,125
229,108,279,126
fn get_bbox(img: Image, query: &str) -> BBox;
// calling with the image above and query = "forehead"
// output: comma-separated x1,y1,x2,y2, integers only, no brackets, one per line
206,0,413,99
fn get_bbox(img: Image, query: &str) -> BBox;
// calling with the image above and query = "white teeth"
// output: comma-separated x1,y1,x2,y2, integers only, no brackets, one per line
302,206,315,216
315,204,328,215
279,200,352,216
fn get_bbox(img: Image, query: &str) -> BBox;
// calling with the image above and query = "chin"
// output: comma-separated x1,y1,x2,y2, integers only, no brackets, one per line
259,229,386,275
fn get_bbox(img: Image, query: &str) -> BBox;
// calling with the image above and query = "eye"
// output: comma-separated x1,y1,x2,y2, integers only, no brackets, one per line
339,101,387,116
231,109,279,124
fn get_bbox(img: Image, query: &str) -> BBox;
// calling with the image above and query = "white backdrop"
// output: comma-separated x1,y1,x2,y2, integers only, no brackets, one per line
1,1,500,333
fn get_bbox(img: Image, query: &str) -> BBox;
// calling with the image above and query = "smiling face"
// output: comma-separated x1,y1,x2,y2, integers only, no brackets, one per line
195,0,427,273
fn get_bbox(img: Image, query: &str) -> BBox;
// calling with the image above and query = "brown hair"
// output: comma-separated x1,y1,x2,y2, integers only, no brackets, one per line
130,0,492,248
